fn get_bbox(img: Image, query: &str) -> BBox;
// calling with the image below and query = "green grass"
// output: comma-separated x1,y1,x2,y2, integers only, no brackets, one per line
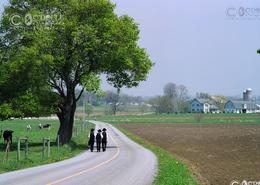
76,104,153,116
116,125,199,185
96,113,260,124
0,119,94,174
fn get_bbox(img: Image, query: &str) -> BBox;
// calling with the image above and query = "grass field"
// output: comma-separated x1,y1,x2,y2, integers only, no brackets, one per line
76,104,153,116
0,119,94,174
97,113,260,124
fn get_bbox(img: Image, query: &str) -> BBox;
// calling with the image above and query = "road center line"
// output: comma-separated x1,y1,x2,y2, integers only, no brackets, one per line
46,128,120,185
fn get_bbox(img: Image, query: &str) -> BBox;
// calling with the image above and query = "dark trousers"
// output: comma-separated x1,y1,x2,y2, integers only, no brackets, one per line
89,143,94,152
102,142,107,152
96,142,101,152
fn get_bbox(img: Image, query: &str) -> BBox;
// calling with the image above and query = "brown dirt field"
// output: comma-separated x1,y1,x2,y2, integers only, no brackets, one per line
121,124,260,185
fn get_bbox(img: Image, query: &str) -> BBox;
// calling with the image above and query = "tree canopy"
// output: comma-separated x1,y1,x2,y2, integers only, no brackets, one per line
0,0,153,144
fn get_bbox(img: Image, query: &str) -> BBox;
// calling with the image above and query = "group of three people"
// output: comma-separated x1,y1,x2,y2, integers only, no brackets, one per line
88,128,107,152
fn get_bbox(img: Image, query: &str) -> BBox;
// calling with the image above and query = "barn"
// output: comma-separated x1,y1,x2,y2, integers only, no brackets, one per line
224,100,260,113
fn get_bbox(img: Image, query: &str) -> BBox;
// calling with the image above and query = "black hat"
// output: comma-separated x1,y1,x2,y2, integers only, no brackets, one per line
91,128,95,132
98,129,102,132
102,128,107,131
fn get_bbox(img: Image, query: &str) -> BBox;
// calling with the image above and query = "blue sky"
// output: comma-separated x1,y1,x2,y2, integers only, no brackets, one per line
1,0,260,97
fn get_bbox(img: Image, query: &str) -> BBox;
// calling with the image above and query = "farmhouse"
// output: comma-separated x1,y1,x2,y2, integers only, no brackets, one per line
190,99,219,113
224,100,260,113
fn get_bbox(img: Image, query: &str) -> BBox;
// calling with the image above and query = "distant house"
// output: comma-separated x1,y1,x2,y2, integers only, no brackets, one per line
224,100,260,113
190,99,219,113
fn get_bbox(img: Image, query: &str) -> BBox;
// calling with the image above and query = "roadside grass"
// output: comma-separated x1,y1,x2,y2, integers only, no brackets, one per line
116,125,199,185
0,119,94,174
96,113,260,124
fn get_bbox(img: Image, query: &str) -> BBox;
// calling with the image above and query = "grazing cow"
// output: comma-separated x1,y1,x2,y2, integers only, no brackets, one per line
39,124,51,130
26,125,32,132
3,130,14,144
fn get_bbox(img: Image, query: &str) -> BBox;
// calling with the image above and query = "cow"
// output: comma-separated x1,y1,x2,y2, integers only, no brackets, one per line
26,125,32,132
39,124,51,130
3,130,14,144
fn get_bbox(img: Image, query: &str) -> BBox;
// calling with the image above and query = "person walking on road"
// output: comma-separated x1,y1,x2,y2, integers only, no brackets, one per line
88,128,95,152
96,129,102,152
102,128,107,152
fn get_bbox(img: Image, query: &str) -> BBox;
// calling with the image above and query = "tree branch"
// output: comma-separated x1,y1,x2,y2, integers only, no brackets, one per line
49,74,66,98
76,88,84,102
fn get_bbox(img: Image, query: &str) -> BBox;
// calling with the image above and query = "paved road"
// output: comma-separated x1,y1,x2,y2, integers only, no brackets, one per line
0,121,157,185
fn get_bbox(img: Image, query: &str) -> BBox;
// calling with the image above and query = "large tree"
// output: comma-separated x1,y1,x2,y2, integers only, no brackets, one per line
0,0,153,144
163,83,189,113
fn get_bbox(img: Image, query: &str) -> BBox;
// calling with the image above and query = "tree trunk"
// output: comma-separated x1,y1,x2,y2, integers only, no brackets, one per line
57,96,77,145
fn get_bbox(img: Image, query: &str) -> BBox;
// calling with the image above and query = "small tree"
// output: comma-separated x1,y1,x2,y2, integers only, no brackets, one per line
163,83,177,113
149,96,173,114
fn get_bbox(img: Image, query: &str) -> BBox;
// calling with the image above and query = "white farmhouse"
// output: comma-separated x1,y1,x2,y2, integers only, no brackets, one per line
190,99,219,113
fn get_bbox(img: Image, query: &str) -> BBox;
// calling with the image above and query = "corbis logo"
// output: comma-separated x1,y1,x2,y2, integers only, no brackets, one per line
226,6,260,20
10,13,64,30
231,180,260,185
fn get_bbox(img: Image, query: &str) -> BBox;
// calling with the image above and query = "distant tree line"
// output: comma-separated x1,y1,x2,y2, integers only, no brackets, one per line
78,83,231,115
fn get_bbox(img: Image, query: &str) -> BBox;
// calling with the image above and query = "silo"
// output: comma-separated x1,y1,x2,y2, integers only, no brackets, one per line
246,88,252,100
243,90,247,101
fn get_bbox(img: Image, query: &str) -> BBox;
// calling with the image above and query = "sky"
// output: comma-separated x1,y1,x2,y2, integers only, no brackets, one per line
1,0,260,97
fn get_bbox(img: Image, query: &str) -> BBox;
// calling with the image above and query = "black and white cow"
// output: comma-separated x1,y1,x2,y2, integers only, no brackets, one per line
39,124,51,130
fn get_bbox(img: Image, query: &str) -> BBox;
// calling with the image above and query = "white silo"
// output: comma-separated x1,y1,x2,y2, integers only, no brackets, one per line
246,88,252,100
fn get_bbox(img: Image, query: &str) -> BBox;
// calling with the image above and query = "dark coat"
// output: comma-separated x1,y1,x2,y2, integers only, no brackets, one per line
96,133,102,143
88,132,95,145
102,131,107,143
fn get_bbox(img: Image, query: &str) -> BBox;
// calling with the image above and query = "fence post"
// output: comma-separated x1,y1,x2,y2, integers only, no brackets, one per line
25,137,28,159
42,138,45,159
17,137,20,161
42,137,51,159
47,138,50,158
